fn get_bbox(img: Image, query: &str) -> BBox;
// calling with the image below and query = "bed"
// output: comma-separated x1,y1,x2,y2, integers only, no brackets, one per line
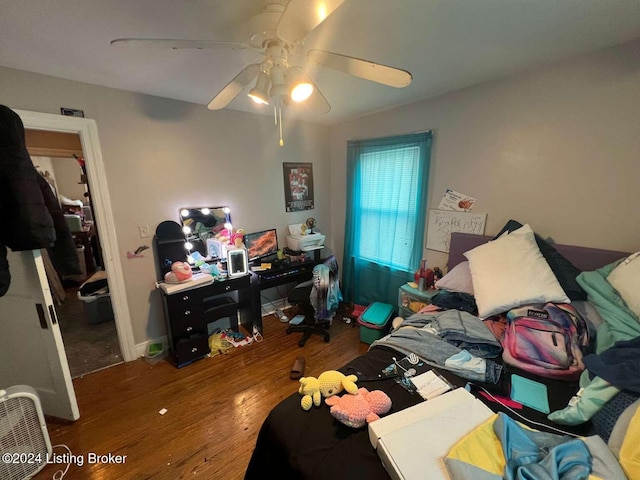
245,227,638,479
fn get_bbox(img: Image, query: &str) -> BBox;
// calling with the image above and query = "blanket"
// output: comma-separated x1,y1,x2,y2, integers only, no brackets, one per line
576,262,640,354
444,412,627,480
371,310,503,384
549,263,640,425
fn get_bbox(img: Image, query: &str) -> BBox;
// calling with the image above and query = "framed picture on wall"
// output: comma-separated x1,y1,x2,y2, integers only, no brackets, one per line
283,162,314,212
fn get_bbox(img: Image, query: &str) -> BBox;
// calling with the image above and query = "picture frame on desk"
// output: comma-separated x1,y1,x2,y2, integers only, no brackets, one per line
227,248,249,278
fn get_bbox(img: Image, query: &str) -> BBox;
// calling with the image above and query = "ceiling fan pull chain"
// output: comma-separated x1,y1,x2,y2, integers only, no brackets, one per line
279,106,284,147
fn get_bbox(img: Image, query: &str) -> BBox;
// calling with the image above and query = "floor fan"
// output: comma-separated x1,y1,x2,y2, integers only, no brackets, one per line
0,386,52,480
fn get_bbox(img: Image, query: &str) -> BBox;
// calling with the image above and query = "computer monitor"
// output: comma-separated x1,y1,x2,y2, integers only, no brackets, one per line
244,229,278,261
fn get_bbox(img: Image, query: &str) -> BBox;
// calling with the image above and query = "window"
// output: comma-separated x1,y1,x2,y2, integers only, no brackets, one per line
343,132,432,305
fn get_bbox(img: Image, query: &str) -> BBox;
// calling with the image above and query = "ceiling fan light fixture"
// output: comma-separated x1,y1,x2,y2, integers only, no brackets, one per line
248,70,270,105
269,65,288,98
287,66,314,102
291,81,313,102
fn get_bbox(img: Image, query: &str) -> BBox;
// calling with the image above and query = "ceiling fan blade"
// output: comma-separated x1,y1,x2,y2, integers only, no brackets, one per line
110,38,248,50
207,63,261,110
304,79,331,114
307,50,412,88
276,0,345,44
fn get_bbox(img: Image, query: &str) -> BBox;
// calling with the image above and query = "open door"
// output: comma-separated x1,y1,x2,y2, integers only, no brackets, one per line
0,249,79,421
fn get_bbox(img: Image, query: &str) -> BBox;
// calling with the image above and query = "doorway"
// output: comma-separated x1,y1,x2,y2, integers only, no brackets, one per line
26,130,123,377
17,109,136,370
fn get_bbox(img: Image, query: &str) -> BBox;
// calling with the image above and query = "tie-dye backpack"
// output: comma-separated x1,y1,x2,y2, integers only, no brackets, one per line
502,303,589,380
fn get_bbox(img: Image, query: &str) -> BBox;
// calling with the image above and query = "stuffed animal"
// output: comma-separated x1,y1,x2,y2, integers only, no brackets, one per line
231,229,245,249
318,370,358,398
298,376,321,411
325,387,392,428
298,370,359,411
164,261,192,283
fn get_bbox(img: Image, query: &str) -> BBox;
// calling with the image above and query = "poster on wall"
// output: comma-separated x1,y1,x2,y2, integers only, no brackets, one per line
283,162,314,212
426,209,487,253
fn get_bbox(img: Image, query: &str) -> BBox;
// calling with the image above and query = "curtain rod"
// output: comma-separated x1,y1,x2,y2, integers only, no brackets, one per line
346,129,432,143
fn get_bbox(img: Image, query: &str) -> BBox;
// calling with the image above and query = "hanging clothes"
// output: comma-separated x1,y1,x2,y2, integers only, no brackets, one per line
0,104,80,296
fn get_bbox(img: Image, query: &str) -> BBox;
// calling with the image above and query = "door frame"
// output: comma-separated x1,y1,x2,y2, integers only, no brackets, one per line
17,109,136,362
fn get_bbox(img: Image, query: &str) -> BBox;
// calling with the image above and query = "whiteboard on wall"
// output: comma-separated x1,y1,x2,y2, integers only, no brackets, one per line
426,209,487,253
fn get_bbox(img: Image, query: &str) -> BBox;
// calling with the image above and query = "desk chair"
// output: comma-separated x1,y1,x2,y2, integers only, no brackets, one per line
287,255,342,347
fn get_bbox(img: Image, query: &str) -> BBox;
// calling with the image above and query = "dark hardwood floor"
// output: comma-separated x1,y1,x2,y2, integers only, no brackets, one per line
35,309,369,480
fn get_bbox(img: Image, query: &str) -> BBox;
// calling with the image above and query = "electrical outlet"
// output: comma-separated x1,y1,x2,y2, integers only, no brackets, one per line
138,225,150,238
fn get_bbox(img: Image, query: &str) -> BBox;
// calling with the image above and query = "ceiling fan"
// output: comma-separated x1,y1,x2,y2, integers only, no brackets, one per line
111,0,412,144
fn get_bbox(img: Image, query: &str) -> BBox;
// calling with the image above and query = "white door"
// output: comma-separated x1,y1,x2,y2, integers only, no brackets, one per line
0,249,79,421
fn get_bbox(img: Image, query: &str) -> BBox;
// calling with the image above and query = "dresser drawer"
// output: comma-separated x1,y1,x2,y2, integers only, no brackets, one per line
174,335,209,367
169,316,207,339
166,289,202,305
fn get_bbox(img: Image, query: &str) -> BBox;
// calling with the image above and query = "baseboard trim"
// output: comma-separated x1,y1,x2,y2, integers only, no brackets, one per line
135,336,168,358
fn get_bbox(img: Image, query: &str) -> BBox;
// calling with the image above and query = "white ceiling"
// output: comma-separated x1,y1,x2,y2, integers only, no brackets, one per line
2,0,640,125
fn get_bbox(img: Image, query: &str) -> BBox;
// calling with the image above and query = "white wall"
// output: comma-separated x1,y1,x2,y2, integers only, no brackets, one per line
330,39,640,274
0,67,330,343
50,157,86,203
3,38,639,345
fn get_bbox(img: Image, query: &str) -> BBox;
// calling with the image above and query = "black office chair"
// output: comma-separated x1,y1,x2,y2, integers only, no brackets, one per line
286,255,342,347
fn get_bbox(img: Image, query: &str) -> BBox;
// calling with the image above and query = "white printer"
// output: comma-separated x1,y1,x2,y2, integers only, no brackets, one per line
286,223,325,252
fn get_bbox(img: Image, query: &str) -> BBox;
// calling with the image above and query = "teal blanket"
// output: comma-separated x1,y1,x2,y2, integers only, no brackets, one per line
576,261,640,354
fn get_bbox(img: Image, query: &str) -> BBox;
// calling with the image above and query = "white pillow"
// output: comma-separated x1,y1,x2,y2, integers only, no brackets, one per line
607,252,640,317
435,261,474,295
463,224,570,319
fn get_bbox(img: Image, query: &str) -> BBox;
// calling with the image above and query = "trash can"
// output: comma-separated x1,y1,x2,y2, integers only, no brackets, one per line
77,271,113,324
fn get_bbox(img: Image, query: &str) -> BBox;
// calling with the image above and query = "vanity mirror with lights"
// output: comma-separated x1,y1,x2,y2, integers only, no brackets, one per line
179,206,232,261
154,207,256,368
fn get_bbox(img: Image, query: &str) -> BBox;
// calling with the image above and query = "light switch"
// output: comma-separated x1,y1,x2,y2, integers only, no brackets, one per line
138,225,150,238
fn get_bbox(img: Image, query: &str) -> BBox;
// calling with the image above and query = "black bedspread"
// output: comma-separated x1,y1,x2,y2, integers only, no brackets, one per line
245,346,421,479
245,345,587,479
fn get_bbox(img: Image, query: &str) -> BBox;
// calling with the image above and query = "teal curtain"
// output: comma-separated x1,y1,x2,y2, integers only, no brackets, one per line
343,132,432,306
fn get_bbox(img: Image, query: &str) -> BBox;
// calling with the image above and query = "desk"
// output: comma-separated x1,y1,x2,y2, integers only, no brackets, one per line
159,274,253,368
250,260,318,335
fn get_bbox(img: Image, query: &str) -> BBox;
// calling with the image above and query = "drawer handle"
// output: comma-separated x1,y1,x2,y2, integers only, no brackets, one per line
186,326,193,332
182,295,189,301
184,310,191,315
191,347,198,353
225,285,231,291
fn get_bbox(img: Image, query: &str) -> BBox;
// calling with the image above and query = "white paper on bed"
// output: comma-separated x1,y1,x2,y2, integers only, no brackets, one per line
369,388,493,480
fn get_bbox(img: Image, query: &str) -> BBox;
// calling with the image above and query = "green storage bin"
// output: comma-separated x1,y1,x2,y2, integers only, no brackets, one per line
357,302,394,344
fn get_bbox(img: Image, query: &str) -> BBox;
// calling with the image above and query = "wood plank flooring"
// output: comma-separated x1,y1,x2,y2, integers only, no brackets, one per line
34,310,369,480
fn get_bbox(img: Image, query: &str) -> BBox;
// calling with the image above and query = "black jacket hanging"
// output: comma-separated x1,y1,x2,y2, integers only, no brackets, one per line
0,104,81,296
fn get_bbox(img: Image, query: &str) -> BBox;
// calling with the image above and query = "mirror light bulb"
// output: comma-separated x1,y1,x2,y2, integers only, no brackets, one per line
201,208,210,215
182,226,191,234
180,209,190,218
223,207,230,214
184,242,193,250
